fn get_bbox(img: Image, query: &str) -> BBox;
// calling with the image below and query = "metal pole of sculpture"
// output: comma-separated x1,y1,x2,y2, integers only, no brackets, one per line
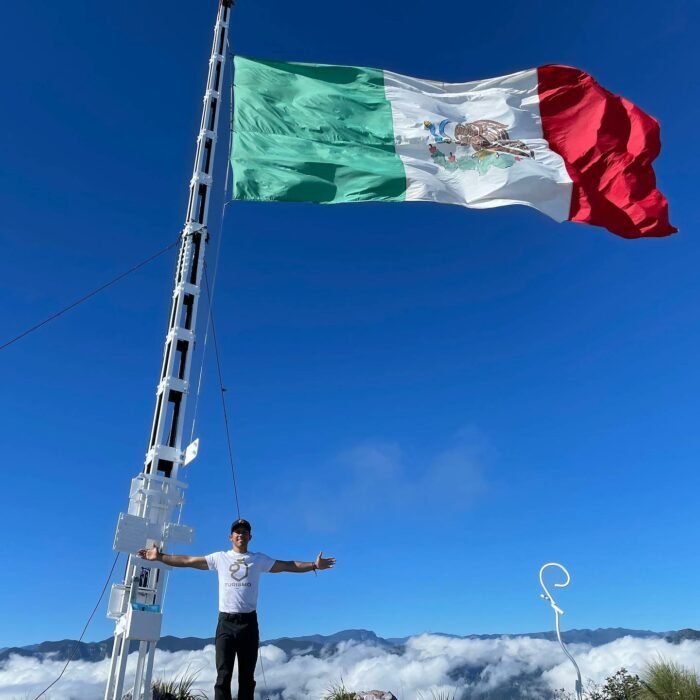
539,562,583,700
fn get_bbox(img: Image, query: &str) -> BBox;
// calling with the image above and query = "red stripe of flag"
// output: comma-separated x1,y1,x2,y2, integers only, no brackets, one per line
537,64,676,238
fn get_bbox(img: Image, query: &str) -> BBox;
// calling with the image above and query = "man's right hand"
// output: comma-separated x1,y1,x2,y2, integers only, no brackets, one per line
137,546,160,561
134,549,208,569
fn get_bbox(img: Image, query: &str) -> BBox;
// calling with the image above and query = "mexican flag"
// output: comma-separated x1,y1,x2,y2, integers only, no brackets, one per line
232,57,675,239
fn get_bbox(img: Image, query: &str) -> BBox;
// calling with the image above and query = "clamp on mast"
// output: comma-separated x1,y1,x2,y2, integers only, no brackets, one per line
104,3,232,699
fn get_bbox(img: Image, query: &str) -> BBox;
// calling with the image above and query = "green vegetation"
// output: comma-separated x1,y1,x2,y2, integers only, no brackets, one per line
639,659,700,699
324,679,356,700
152,668,208,700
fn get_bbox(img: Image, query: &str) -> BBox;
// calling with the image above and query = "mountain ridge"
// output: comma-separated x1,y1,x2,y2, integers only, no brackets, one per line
2,627,694,668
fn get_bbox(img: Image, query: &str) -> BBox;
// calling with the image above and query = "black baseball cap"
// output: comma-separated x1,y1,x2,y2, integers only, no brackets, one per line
231,518,252,533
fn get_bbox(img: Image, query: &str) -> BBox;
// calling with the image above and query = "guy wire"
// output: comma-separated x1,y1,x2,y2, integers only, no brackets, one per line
1,239,179,352
32,554,121,700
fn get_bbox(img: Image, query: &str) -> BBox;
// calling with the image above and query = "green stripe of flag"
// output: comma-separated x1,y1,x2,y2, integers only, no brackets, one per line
232,57,406,203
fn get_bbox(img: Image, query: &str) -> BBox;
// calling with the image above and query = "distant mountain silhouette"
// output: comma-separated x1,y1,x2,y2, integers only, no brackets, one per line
665,628,700,644
0,627,687,668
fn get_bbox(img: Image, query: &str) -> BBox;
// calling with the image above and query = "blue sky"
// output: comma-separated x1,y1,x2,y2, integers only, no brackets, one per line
1,0,698,649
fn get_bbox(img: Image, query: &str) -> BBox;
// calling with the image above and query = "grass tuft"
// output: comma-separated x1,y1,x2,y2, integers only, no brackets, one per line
639,659,700,699
418,690,457,700
152,666,208,700
324,678,356,700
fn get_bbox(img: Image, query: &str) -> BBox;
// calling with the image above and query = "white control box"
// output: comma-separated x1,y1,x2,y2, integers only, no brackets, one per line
124,607,163,642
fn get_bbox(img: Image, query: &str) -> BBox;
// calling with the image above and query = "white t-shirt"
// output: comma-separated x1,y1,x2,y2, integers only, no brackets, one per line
205,550,276,613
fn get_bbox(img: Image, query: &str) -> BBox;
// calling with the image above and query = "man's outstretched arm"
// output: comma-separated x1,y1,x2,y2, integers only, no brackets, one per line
270,551,336,574
137,546,209,570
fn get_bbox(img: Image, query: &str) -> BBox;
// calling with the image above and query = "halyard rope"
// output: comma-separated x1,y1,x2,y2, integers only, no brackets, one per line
203,265,242,520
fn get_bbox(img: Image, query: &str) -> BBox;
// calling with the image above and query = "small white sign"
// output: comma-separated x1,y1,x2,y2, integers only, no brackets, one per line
183,438,199,466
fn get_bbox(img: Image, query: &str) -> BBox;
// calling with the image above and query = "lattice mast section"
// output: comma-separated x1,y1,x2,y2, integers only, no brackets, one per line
104,3,232,698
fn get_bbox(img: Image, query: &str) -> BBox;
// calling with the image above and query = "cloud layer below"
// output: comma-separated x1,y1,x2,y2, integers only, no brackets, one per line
4,634,700,699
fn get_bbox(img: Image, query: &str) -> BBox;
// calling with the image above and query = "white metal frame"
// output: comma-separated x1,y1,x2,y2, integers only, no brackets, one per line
104,3,232,698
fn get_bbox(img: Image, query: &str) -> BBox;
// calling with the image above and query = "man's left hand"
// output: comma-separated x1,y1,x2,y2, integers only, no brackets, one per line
315,551,336,570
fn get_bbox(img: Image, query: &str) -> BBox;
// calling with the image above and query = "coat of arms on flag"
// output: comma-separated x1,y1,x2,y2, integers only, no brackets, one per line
423,118,535,175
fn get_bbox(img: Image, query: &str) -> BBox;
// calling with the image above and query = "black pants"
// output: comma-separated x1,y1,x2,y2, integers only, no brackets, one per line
214,611,259,700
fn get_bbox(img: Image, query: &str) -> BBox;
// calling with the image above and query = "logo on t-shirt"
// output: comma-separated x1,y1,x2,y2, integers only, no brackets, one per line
229,559,250,582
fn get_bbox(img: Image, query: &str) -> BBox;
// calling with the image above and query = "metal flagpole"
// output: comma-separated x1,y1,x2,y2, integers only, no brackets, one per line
104,2,233,698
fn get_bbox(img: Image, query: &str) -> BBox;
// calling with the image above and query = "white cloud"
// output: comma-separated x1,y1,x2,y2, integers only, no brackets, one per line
3,634,700,700
288,429,489,532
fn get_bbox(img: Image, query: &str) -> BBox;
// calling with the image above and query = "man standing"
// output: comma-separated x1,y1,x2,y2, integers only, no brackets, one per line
138,518,336,700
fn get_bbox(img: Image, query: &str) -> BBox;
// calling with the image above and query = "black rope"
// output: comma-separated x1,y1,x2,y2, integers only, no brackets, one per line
32,553,121,700
203,265,242,520
1,238,180,352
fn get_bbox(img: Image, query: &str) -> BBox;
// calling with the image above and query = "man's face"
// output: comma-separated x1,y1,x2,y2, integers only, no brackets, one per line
230,527,251,550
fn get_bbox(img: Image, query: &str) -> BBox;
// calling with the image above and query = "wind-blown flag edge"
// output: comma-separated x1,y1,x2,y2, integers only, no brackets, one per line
537,64,676,239
232,57,676,239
